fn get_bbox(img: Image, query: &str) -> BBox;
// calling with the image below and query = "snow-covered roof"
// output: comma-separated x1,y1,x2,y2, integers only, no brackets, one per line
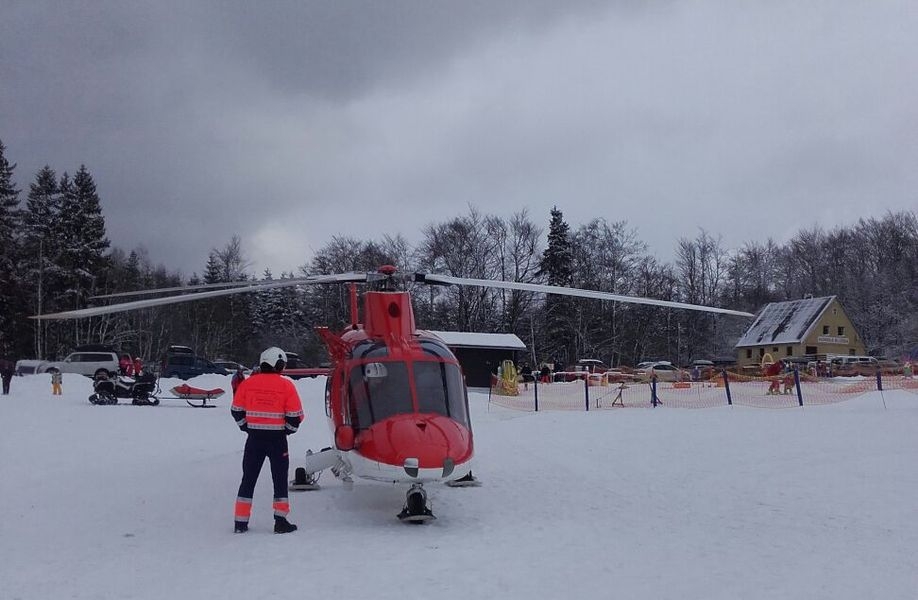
735,296,836,347
427,330,527,350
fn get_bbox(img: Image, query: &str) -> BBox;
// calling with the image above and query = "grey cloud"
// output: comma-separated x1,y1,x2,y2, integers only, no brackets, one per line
1,1,916,275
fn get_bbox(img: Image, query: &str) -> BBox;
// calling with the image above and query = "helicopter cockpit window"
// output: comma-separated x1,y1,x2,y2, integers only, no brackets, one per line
347,361,412,429
419,340,453,360
351,341,389,361
413,360,470,428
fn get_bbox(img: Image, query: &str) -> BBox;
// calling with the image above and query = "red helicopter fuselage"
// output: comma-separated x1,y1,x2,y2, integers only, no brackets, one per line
317,289,474,484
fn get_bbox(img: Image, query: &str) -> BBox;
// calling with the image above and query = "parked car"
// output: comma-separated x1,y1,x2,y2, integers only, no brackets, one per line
634,361,687,382
14,359,45,376
571,359,608,373
160,346,228,379
688,359,716,380
876,359,903,375
36,351,120,378
213,359,251,376
283,352,331,379
828,355,879,376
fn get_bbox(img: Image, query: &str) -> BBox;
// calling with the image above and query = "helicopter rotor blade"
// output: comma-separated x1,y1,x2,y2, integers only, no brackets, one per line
89,278,317,300
418,273,755,318
31,272,369,320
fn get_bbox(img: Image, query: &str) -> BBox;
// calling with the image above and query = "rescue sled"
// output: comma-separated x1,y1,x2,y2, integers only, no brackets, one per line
170,384,225,408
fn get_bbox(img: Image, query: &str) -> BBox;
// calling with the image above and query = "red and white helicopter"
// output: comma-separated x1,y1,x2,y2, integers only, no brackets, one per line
34,265,753,522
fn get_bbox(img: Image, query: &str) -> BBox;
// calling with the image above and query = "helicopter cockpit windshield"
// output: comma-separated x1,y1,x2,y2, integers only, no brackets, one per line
347,359,471,431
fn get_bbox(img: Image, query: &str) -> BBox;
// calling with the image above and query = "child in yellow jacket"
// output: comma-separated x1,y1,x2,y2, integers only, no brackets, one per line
51,369,62,395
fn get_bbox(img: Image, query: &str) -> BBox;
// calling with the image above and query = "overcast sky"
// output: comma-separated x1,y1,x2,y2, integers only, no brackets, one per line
2,1,916,277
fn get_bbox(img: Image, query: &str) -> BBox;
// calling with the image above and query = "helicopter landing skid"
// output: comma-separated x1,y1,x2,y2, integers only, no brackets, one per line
397,483,436,523
289,466,321,492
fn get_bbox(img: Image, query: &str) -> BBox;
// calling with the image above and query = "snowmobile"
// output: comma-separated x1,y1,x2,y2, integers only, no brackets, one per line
88,372,160,406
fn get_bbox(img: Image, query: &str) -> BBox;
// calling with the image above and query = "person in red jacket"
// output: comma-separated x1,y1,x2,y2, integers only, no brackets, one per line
119,354,133,376
231,347,303,534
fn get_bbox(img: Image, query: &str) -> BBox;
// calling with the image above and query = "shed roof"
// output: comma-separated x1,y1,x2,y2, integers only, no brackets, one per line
427,330,527,350
734,296,835,348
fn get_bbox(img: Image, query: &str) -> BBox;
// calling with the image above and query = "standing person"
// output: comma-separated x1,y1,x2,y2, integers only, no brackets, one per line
0,358,14,394
539,364,551,384
231,365,246,395
50,368,63,395
119,354,133,376
230,347,303,534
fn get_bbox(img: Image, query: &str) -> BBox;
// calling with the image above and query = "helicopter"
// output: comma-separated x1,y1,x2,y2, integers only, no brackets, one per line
33,265,754,522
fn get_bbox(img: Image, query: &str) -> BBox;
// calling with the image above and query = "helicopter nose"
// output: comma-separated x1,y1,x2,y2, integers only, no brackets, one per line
362,414,473,470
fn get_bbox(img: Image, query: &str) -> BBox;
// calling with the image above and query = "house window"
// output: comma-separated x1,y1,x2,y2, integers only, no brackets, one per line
822,325,829,335
786,347,793,356
758,348,765,357
806,346,817,355
837,326,845,336
772,347,778,353
746,349,752,359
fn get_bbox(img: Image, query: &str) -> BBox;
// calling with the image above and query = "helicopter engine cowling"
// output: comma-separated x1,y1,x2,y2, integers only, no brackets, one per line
349,413,473,484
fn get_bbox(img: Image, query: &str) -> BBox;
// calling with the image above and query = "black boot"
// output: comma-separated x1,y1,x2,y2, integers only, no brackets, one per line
234,520,248,533
274,516,297,534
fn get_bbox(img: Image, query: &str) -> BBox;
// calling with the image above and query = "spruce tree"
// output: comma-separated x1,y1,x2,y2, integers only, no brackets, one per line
22,166,61,357
68,165,110,278
0,140,24,355
538,207,575,367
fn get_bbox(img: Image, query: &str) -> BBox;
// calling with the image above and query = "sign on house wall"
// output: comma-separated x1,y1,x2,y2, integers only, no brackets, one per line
817,336,850,345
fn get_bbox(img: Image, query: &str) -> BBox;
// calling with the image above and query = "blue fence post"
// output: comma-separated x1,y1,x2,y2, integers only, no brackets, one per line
722,369,732,405
651,375,658,407
876,369,883,392
793,366,803,407
533,376,539,412
584,375,590,411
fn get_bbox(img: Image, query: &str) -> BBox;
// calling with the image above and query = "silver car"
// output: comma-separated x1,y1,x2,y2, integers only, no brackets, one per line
37,351,120,378
634,361,687,382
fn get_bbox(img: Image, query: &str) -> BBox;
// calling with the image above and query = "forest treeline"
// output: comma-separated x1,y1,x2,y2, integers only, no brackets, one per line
1,139,916,367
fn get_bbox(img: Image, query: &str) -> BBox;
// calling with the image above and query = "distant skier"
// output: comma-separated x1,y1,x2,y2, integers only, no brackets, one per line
231,347,304,534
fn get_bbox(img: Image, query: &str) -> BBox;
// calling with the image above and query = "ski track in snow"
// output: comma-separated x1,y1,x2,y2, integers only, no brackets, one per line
1,373,917,599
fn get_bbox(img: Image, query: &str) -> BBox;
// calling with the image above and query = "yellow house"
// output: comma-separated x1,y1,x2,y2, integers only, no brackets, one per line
734,296,866,368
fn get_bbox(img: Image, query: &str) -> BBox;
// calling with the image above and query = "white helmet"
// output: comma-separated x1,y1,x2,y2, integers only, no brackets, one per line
259,347,287,371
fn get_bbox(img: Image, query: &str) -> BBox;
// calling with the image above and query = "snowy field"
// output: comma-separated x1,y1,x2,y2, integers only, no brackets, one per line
1,373,916,600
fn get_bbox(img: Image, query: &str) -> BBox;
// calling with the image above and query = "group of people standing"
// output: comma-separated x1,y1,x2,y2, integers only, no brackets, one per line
119,354,145,377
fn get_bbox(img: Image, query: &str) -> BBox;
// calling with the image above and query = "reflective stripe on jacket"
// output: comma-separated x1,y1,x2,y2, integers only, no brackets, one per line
231,373,304,433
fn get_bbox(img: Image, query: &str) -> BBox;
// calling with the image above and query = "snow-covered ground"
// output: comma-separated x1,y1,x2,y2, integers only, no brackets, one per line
1,372,916,599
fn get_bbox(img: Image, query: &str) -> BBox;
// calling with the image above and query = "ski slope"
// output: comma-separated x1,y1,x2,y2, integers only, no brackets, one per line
1,373,916,599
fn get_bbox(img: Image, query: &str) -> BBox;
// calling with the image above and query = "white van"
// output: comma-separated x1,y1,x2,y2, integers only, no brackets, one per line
828,355,878,375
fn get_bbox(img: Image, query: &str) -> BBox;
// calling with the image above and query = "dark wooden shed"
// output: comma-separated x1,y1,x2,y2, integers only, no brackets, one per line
428,331,527,388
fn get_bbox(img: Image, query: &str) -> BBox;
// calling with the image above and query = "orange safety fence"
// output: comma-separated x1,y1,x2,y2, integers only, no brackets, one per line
489,372,918,412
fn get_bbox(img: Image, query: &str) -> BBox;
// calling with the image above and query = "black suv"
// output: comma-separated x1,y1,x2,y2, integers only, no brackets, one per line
160,346,228,379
